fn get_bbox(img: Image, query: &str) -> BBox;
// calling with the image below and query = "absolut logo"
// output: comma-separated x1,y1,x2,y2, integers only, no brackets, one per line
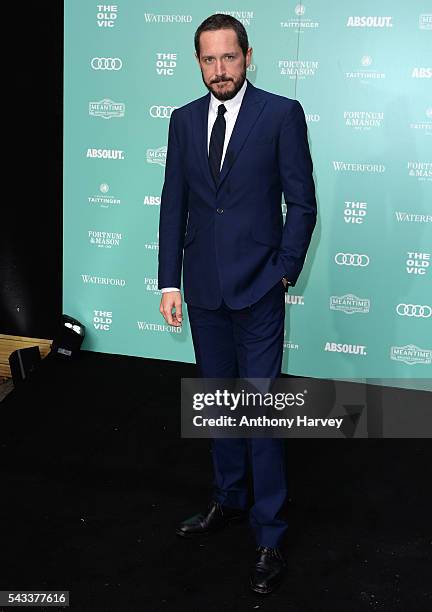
278,60,318,79
406,252,430,275
344,201,367,224
411,67,432,78
86,148,125,160
347,16,393,28
324,342,367,356
285,295,304,306
81,275,126,286
143,195,161,206
93,310,113,331
330,294,370,314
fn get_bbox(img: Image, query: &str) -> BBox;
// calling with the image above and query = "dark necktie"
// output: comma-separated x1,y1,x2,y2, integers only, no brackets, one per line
208,103,227,185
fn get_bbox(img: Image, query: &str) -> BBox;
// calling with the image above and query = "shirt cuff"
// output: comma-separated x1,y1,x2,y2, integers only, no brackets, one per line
161,287,180,293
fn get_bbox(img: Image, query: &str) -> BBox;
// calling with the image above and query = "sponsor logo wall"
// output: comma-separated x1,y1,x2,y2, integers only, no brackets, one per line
64,0,431,387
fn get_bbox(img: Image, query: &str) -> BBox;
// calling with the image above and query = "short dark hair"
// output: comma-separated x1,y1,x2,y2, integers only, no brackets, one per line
194,13,249,58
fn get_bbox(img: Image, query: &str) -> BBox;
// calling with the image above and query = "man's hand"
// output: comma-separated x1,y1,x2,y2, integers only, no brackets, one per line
282,277,289,289
160,291,183,326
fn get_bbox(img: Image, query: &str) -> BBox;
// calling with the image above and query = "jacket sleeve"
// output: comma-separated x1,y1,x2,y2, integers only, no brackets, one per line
157,110,189,290
277,100,317,286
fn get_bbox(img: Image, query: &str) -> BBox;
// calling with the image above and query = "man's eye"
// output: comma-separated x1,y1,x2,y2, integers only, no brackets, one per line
225,56,234,61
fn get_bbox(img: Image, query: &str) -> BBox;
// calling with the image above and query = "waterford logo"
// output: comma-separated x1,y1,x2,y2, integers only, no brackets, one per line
144,13,192,23
330,294,370,314
89,99,125,119
146,146,167,167
333,161,385,173
390,344,432,366
137,321,182,333
81,275,125,286
395,212,432,223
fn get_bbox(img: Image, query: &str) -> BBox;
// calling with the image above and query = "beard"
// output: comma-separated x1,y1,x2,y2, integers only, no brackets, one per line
202,64,247,101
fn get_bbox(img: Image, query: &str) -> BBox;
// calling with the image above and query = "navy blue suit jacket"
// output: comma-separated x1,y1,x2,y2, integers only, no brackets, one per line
158,80,317,310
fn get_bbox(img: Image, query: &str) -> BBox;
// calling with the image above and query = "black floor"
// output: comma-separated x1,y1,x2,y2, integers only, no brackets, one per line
1,352,431,611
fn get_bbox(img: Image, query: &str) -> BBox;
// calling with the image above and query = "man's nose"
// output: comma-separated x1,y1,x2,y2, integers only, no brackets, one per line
214,58,225,75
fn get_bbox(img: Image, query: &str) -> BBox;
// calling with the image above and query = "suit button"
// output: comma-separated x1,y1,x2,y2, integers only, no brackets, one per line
216,208,224,214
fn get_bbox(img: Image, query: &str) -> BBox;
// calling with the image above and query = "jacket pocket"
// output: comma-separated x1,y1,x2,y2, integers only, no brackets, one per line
251,223,281,248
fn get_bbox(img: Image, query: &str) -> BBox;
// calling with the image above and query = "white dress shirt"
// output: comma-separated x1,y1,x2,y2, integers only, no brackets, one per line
161,80,248,293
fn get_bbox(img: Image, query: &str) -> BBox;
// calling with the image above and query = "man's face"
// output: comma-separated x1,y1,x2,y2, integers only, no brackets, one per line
196,29,252,101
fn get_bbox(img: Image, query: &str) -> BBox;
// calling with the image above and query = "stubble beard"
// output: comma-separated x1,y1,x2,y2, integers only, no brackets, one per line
202,64,247,101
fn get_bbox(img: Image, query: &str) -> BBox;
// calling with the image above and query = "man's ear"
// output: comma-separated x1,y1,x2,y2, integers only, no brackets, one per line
194,52,200,66
246,47,253,68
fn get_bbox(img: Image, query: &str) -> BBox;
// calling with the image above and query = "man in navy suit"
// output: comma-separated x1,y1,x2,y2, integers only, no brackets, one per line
158,14,316,594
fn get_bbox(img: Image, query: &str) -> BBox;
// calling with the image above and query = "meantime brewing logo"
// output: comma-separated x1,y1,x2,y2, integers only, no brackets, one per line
144,277,160,295
88,183,121,208
344,111,384,130
409,108,432,135
91,57,122,71
144,13,192,23
406,252,430,275
279,60,318,79
333,161,385,173
96,4,118,28
324,342,367,356
346,56,385,80
146,146,167,167
347,16,393,28
391,344,432,366
281,4,319,32
81,274,125,287
149,105,177,119
93,310,113,331
216,11,254,26
137,321,182,333
89,99,125,119
86,148,125,160
330,294,370,314
344,201,367,224
156,53,177,76
407,161,432,180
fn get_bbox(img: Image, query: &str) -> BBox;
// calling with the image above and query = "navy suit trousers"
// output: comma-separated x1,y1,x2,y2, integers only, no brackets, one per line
187,280,288,548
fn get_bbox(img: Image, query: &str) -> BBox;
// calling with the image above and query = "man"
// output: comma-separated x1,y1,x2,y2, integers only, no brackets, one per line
158,14,316,595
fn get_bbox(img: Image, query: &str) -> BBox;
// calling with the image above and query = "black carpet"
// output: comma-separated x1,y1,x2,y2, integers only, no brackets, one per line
1,351,431,611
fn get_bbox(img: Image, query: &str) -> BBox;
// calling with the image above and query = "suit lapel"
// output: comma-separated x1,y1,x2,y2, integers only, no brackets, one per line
218,82,266,189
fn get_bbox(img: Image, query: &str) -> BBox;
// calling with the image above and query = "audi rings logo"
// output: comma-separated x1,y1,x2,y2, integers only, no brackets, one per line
91,57,123,71
149,105,177,119
335,253,370,266
396,304,432,318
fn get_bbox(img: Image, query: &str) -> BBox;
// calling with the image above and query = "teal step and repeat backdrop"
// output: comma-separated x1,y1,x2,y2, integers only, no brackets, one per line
63,1,431,388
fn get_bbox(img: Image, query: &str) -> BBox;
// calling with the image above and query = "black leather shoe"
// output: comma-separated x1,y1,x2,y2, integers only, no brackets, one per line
176,501,246,537
249,546,286,595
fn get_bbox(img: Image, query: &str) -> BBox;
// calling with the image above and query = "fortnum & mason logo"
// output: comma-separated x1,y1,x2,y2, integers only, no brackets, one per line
278,60,318,79
216,10,254,26
89,99,125,119
407,161,432,180
344,111,384,130
144,277,161,295
330,294,370,314
88,230,122,248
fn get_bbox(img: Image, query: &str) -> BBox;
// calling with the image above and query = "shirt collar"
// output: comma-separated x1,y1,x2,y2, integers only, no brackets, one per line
209,78,248,115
